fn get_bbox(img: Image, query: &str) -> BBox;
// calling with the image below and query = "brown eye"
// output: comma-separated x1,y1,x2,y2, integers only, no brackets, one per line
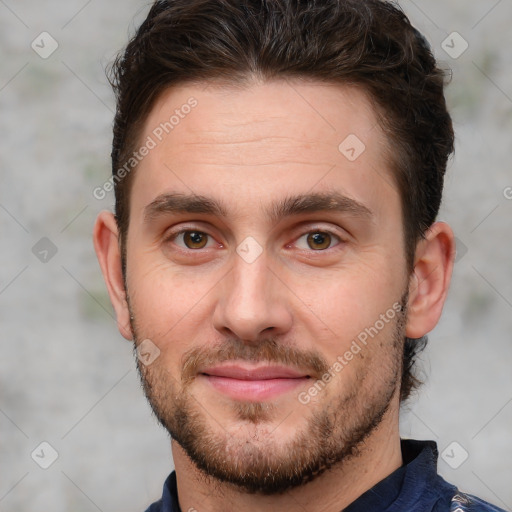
183,231,208,249
306,232,332,250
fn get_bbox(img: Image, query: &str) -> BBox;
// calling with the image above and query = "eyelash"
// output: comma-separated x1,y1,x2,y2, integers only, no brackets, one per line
165,228,344,252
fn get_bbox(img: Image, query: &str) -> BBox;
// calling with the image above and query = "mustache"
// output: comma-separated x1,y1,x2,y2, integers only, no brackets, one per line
181,337,330,385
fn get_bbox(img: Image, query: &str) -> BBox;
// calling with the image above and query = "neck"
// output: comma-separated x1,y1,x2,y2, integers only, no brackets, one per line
172,403,402,512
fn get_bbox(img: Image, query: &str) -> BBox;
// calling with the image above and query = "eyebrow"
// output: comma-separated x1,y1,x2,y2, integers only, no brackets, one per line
143,191,374,224
144,193,227,222
267,192,374,223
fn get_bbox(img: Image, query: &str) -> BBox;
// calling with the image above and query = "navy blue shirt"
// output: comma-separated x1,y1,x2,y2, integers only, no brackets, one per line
145,439,506,511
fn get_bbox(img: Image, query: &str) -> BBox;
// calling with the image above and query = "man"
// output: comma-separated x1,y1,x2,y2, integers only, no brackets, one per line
93,0,505,511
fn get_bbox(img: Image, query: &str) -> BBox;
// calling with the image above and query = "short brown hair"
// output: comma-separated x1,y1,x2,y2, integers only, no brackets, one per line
108,0,454,402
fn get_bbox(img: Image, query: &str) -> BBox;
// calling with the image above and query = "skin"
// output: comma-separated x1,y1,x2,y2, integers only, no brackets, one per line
94,78,455,512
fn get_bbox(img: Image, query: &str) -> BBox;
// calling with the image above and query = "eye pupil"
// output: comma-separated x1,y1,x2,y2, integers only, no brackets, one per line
184,231,207,249
307,232,331,250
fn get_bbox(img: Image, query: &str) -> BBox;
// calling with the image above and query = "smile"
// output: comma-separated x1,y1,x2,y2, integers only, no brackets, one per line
199,364,311,401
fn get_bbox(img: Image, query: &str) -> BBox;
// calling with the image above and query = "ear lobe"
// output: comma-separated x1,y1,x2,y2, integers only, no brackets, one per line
93,211,133,340
405,222,456,339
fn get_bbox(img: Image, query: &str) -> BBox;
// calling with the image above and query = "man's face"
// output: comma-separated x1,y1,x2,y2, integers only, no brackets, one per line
124,79,410,493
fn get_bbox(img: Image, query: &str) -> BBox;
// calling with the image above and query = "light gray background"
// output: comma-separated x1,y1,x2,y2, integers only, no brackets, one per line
1,1,511,511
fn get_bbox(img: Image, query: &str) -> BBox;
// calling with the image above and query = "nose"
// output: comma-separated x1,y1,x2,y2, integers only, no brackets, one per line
212,251,293,342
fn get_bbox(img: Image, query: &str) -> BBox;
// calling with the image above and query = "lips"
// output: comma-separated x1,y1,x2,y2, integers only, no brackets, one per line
201,364,309,380
198,364,311,401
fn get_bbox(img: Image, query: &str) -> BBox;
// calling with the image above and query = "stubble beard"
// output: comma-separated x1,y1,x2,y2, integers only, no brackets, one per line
130,294,408,495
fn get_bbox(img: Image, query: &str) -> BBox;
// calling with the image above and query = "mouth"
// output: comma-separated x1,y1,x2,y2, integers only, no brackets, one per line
198,364,311,401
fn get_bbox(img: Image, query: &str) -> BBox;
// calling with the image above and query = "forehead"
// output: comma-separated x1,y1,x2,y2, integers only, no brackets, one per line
131,78,398,224
143,78,384,161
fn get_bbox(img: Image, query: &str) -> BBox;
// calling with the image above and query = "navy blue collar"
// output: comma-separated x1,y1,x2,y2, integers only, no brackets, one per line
147,439,457,512
345,439,455,512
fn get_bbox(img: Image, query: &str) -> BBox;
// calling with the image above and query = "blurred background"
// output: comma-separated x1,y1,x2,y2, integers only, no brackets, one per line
0,1,511,510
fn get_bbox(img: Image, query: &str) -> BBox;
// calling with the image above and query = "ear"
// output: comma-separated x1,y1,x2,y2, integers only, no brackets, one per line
405,221,456,338
93,211,133,340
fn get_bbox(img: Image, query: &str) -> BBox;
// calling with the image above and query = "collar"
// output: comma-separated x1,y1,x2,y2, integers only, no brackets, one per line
152,439,456,512
344,439,455,512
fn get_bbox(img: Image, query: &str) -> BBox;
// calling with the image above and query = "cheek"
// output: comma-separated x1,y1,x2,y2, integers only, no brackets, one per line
293,262,403,344
127,257,216,347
